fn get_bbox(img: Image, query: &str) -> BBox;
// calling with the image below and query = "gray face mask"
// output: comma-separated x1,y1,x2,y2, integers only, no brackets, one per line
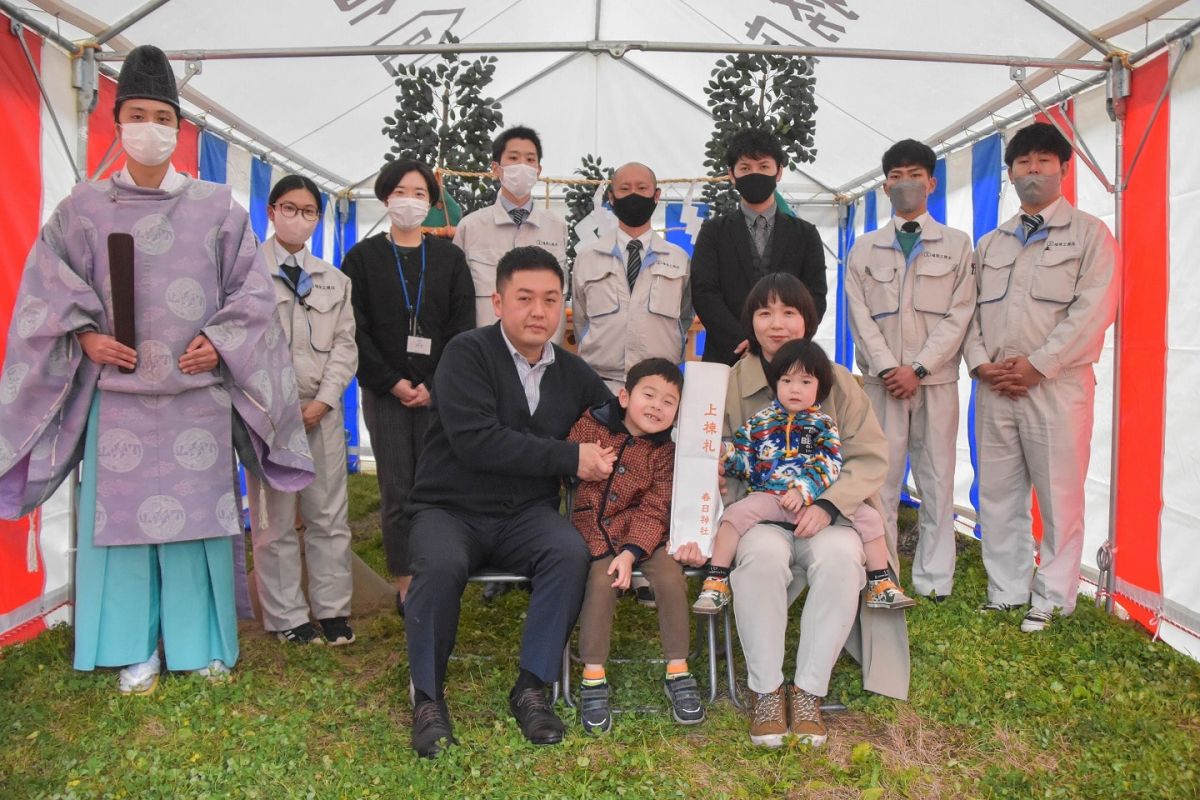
1013,173,1061,207
886,179,928,216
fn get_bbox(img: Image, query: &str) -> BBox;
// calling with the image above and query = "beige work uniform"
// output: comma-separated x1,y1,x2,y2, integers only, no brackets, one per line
845,216,976,597
453,199,569,342
725,358,909,700
247,240,358,632
963,199,1119,615
571,229,693,392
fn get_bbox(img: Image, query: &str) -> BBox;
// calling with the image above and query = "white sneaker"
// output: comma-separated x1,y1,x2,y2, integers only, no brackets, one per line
195,659,232,681
1020,608,1056,633
118,651,162,695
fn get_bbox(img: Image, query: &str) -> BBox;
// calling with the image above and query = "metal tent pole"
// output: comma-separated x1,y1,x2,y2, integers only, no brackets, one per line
92,40,1107,72
1023,0,1113,55
92,0,172,47
1102,56,1131,614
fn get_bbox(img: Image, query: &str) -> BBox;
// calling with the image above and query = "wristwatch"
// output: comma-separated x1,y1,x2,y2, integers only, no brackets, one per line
912,362,930,379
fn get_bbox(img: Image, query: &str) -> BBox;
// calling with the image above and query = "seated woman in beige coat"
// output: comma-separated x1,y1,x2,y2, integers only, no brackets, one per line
716,273,909,749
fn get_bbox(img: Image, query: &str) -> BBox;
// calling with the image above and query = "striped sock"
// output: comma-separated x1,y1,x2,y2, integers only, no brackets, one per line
582,666,606,686
665,662,690,680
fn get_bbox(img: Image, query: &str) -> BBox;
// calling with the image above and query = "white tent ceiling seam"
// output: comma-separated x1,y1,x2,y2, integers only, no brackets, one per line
13,0,1192,203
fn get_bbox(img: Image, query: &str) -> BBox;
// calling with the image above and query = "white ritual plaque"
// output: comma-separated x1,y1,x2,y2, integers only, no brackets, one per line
668,361,730,558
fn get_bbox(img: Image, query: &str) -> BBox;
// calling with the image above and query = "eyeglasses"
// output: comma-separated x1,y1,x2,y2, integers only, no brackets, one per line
273,202,320,222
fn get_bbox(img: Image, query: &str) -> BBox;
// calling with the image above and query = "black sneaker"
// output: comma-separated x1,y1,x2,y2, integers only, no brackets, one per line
411,698,454,759
978,601,1023,613
579,682,612,734
275,622,324,645
318,617,355,646
663,674,706,725
508,687,565,745
634,585,657,609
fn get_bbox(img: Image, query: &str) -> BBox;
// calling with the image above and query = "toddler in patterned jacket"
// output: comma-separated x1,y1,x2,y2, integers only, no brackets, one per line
693,339,914,614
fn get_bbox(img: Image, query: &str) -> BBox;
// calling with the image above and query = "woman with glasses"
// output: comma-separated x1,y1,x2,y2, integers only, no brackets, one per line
246,174,359,646
342,160,476,610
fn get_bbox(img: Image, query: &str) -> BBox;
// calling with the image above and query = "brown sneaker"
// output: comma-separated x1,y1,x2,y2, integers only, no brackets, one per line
788,685,827,747
748,685,788,748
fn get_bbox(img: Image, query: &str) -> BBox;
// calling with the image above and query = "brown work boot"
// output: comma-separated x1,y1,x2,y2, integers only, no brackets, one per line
788,685,828,747
748,685,788,748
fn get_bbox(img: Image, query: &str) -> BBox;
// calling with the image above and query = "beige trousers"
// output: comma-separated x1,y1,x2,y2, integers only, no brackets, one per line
730,521,865,697
865,381,961,596
247,408,353,631
975,367,1094,615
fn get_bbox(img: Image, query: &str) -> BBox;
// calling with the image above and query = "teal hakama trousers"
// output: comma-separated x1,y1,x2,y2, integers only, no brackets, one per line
73,393,240,672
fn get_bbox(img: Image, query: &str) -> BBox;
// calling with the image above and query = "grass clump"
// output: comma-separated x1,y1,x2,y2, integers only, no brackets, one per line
1,479,1198,799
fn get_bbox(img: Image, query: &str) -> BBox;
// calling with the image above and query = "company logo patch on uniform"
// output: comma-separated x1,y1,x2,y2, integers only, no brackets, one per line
922,252,955,261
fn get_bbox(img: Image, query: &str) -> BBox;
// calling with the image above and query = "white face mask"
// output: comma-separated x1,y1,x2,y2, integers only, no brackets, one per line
120,122,177,167
500,163,539,198
273,213,318,247
387,197,430,230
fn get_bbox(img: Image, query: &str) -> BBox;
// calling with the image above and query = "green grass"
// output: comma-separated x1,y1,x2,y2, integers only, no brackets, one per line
1,475,1198,799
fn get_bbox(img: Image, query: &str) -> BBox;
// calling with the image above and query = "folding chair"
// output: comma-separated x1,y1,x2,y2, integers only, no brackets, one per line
464,569,564,704
559,482,742,711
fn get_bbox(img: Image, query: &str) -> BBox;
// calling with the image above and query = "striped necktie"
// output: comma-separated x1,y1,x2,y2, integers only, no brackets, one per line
509,208,530,226
626,240,643,291
1021,213,1044,237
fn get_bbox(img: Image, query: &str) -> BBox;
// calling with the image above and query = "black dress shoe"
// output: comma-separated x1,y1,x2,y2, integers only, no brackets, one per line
411,698,454,758
508,687,565,745
482,581,514,602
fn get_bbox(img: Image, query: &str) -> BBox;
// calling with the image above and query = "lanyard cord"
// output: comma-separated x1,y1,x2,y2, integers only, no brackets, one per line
389,235,426,325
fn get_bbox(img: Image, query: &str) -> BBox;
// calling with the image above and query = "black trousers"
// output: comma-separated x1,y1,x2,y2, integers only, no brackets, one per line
404,502,589,699
360,390,431,577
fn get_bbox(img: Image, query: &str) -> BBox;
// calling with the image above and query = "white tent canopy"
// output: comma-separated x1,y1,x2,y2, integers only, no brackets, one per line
3,0,1200,660
16,0,1199,198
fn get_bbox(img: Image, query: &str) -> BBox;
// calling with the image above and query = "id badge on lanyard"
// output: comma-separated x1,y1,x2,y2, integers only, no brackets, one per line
391,236,433,355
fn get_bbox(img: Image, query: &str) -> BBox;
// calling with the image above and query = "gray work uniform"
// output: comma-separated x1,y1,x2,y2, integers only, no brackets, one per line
453,198,569,342
571,228,693,393
247,239,358,631
845,214,976,596
963,198,1119,615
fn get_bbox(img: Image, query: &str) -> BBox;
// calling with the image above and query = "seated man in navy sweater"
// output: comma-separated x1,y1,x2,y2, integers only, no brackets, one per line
405,245,615,758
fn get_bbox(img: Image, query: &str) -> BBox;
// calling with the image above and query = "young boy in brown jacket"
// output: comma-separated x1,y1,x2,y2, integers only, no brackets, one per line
566,358,703,733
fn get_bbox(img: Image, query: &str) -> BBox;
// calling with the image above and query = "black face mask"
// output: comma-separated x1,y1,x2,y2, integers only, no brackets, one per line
609,192,657,227
735,172,777,205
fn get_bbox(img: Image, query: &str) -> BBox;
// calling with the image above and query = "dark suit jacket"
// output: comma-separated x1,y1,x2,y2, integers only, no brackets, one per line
690,207,827,365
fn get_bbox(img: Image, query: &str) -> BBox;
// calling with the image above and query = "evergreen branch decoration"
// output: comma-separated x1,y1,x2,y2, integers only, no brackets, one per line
564,154,614,268
701,52,818,215
381,34,504,214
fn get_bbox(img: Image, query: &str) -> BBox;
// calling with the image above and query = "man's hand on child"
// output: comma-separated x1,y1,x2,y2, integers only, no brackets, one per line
577,442,617,481
608,550,635,590
793,504,832,539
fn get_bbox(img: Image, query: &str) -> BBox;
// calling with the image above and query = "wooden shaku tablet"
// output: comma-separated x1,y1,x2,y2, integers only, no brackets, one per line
106,232,136,374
